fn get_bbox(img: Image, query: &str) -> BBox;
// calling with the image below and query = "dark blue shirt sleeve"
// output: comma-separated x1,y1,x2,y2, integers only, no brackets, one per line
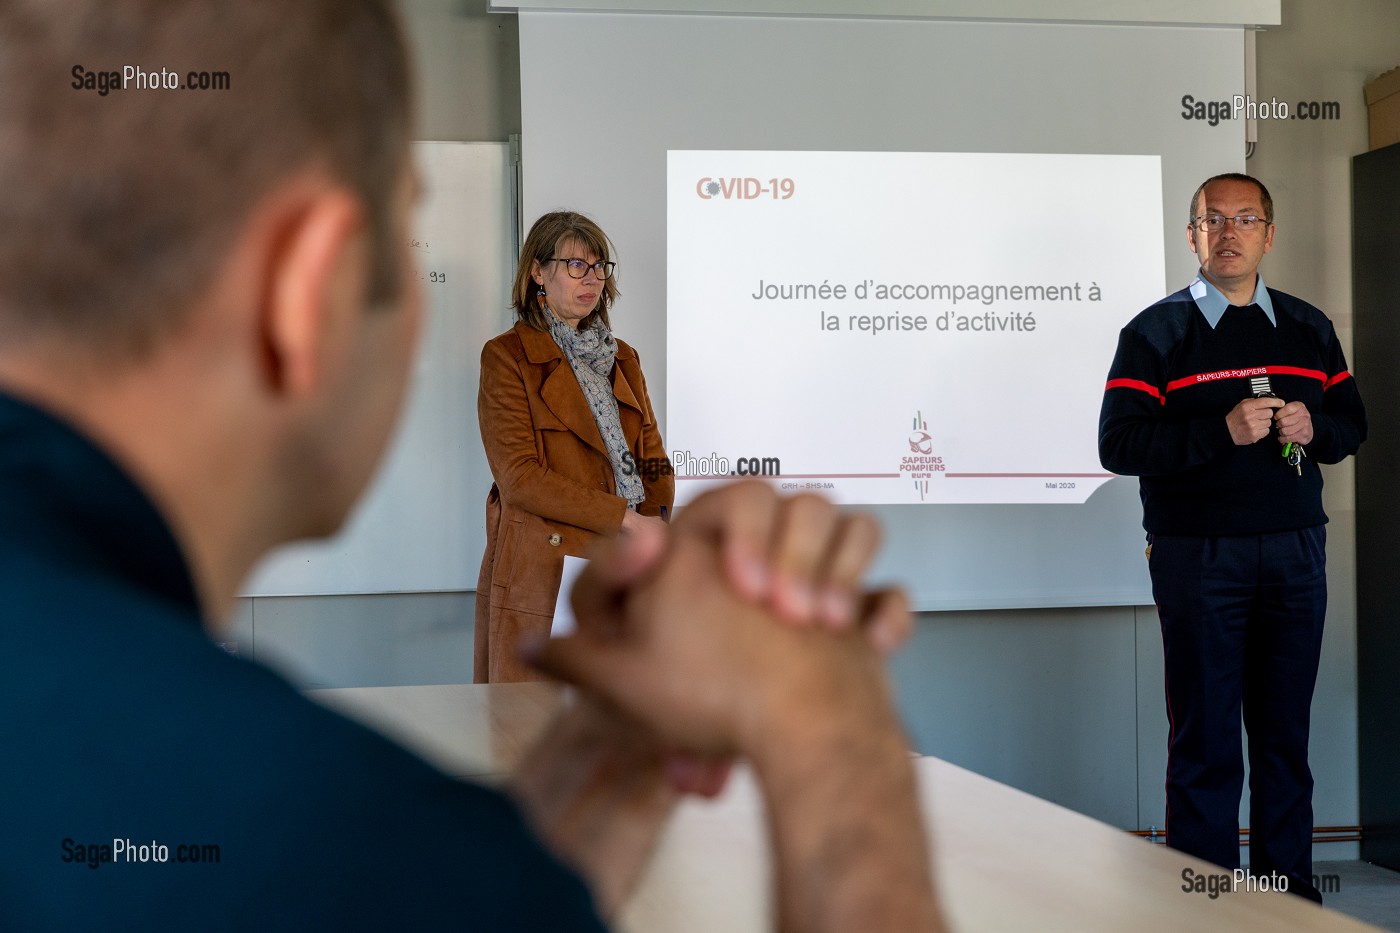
1098,327,1234,477
1306,322,1367,464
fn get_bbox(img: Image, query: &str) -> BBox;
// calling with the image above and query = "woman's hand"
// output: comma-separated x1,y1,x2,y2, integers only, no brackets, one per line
620,509,667,535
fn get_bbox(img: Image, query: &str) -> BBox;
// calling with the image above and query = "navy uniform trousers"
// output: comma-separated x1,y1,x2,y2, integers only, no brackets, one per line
1149,527,1327,903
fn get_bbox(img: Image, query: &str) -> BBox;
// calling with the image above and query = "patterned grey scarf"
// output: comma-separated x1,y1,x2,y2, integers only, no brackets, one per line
545,309,645,507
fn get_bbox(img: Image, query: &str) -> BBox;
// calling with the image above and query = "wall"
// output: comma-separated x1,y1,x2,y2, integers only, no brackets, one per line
406,0,520,142
1250,0,1400,857
224,0,519,685
231,0,1400,859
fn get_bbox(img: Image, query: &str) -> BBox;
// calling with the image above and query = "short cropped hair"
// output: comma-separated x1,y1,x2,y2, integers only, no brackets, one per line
1188,172,1274,226
512,212,618,333
0,0,413,357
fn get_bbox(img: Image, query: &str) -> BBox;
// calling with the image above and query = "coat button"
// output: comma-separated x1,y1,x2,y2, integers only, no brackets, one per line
548,533,562,547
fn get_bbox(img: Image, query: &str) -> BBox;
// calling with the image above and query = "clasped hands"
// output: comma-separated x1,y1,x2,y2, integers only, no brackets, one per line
1226,396,1313,447
509,481,910,913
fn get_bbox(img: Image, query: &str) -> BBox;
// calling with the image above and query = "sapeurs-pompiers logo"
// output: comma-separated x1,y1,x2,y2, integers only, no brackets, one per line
901,411,945,501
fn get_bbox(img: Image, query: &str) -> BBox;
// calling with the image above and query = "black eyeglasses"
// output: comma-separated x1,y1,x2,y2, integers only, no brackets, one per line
1192,214,1270,233
545,258,616,280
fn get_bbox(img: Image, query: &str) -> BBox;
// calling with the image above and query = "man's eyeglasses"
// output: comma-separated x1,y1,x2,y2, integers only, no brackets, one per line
1193,214,1270,233
545,258,616,280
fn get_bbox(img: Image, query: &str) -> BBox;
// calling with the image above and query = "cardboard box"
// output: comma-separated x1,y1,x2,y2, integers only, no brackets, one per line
1365,66,1400,151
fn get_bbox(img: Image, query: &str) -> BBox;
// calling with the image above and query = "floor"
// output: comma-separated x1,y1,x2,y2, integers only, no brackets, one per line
1319,861,1400,930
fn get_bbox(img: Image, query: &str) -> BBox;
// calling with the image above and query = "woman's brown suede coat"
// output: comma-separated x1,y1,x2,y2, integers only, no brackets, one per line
475,321,673,682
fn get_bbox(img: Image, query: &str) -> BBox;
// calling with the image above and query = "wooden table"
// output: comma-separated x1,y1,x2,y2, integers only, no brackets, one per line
310,682,1380,932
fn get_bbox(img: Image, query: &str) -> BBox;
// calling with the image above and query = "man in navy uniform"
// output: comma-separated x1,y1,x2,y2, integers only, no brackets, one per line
1100,173,1365,901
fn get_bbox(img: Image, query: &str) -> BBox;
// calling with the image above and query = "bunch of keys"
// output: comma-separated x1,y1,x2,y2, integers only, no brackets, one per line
1249,378,1307,476
1283,442,1306,476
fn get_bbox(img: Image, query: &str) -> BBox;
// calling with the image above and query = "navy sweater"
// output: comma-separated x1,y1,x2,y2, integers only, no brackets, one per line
1098,285,1366,536
0,392,606,932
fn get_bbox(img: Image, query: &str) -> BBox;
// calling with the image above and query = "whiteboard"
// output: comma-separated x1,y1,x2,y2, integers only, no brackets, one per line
242,142,513,596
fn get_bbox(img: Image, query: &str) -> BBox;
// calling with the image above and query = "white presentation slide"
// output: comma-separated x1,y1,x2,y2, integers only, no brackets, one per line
666,150,1164,506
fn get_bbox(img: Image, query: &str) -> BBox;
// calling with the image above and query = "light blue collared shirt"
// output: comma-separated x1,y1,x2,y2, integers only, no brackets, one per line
1189,273,1275,328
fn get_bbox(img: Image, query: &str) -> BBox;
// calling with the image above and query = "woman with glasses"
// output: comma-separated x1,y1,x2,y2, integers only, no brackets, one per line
475,211,673,682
